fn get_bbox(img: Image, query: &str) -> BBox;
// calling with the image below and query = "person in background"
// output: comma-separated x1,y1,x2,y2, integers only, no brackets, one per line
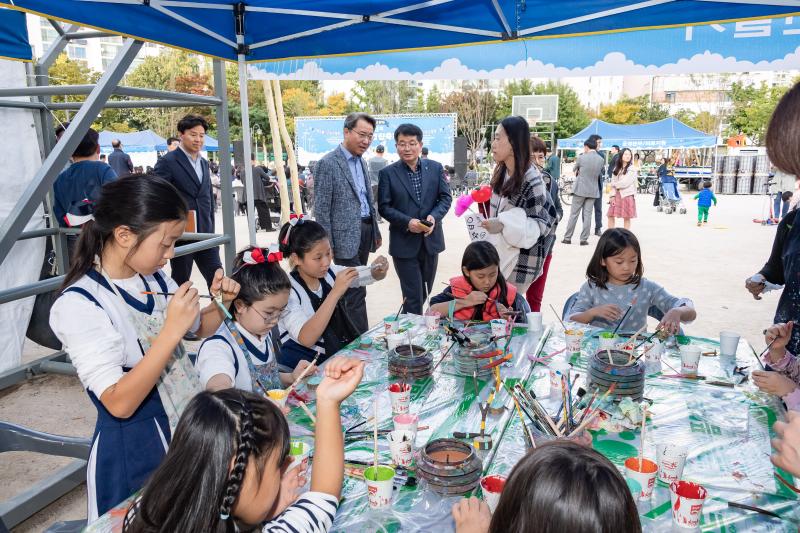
465,162,478,191
753,322,800,411
421,146,429,159
99,154,107,164
368,145,389,223
693,180,717,227
771,166,795,220
166,136,179,152
249,154,274,231
607,145,620,180
108,139,134,177
589,134,605,236
545,140,560,186
562,137,603,246
607,147,637,230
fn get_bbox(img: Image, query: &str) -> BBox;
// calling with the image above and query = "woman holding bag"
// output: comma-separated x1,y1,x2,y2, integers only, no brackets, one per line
607,147,637,230
480,116,557,293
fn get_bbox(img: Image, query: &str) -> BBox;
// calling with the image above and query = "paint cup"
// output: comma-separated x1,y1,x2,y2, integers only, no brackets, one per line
490,319,508,338
679,345,702,376
425,312,441,332
479,474,507,514
388,382,411,414
387,333,405,350
360,337,374,350
393,413,419,440
288,439,312,471
266,389,287,407
624,457,658,500
386,430,415,467
306,375,322,392
564,329,584,356
657,443,688,484
625,477,642,498
548,360,571,399
525,312,543,332
670,480,707,529
384,315,400,334
598,331,617,350
364,465,395,508
644,341,664,373
719,331,740,357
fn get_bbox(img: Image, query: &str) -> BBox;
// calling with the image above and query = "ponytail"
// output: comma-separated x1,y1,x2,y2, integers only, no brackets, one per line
62,174,187,288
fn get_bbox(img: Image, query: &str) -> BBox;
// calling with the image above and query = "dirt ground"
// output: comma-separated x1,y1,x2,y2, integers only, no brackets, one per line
2,190,781,531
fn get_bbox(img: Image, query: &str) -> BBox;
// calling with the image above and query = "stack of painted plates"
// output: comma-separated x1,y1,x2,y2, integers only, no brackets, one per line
418,438,483,495
453,334,498,377
388,344,432,380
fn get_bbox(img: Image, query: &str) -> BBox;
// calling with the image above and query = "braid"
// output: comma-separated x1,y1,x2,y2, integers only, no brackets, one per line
219,396,256,520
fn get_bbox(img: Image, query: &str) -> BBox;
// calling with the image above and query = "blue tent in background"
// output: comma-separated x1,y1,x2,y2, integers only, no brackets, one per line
0,7,31,61
98,129,166,153
558,118,717,150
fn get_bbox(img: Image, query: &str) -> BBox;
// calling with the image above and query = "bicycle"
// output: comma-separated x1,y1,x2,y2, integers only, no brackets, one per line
559,177,574,206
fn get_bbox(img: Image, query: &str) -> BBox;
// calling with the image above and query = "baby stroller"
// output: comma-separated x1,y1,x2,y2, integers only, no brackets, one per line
657,173,686,214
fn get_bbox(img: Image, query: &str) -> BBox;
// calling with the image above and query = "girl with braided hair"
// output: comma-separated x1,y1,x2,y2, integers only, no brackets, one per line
124,356,364,532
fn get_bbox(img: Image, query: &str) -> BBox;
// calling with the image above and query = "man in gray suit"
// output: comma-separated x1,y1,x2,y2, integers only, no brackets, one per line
313,112,382,334
562,137,604,246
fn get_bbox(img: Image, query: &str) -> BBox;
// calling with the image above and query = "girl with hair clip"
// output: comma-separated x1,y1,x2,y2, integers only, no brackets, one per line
451,441,642,533
49,175,240,520
123,357,365,533
277,216,389,368
196,245,317,395
428,241,527,322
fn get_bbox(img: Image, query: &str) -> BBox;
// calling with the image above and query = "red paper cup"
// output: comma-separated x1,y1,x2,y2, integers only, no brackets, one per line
624,457,658,500
480,474,507,514
670,480,707,529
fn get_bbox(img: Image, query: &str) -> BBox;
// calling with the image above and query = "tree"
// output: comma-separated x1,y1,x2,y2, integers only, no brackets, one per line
349,81,419,114
530,81,591,141
495,79,535,119
48,54,99,125
673,109,719,135
425,86,442,113
321,93,347,116
597,95,668,125
441,81,497,164
726,81,789,145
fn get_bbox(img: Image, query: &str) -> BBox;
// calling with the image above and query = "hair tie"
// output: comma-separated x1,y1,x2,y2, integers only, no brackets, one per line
282,213,305,245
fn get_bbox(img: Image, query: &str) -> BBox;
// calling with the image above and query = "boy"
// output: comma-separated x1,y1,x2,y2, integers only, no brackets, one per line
693,181,717,226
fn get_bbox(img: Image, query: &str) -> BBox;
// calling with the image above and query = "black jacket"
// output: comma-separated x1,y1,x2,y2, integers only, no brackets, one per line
153,148,213,233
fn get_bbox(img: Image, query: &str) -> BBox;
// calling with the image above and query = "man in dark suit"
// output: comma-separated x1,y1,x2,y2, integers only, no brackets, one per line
379,123,452,315
153,114,221,289
108,139,133,177
314,112,382,333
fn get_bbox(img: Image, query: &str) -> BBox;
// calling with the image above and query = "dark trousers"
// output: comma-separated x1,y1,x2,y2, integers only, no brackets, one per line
170,246,222,290
334,219,374,335
393,247,438,316
371,185,382,222
254,199,273,230
593,178,603,232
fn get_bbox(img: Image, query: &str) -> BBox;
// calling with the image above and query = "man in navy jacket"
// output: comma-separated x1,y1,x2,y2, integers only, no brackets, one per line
378,123,452,315
153,114,221,289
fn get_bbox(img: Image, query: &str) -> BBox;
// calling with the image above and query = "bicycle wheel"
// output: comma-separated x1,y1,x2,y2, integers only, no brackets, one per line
560,180,573,206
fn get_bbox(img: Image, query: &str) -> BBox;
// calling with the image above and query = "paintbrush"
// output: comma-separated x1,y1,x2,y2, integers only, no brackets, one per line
727,501,782,519
561,376,570,432
298,401,316,424
394,298,407,321
638,402,647,470
141,291,214,298
634,329,661,350
445,282,497,304
506,382,556,436
430,339,458,374
372,397,379,479
568,383,617,438
756,337,779,369
285,351,320,396
575,389,598,426
549,303,567,331
345,416,374,434
611,297,637,336
626,325,648,363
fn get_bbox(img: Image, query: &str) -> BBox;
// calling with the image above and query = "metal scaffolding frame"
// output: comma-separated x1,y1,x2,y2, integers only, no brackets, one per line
0,20,237,529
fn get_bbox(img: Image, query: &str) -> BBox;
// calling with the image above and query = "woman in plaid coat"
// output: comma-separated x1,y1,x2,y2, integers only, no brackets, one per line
480,116,557,293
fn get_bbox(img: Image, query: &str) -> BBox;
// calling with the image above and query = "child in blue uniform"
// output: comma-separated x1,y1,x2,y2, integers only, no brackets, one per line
693,180,717,226
49,175,239,520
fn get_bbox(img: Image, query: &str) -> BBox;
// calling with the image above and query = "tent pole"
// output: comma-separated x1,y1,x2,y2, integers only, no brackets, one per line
237,54,257,246
271,79,303,215
213,59,236,271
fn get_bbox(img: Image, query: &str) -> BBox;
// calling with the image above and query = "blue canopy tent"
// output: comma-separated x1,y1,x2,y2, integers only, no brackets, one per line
0,8,31,62
98,129,166,152
558,118,717,150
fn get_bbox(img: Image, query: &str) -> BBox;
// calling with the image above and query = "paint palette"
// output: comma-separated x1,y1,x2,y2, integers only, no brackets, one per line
417,438,483,495
389,345,433,380
589,349,645,401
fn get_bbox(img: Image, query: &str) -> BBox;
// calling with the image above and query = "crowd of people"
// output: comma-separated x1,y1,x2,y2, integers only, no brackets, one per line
41,79,800,531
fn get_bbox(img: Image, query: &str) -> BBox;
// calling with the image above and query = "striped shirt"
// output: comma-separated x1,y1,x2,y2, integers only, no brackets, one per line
263,491,338,532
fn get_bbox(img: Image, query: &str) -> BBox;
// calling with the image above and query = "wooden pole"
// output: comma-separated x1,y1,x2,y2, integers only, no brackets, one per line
262,80,291,224
272,79,304,215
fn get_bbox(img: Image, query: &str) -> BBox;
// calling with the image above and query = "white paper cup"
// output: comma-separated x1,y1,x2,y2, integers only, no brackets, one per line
564,329,584,356
548,361,571,398
490,319,507,338
719,331,740,357
657,443,688,484
598,333,617,350
288,440,312,471
480,474,507,514
364,465,395,508
392,413,419,440
386,430,415,467
679,346,702,376
387,333,405,350
424,313,440,332
624,457,658,500
388,382,411,414
526,312,543,332
670,480,707,529
384,316,400,334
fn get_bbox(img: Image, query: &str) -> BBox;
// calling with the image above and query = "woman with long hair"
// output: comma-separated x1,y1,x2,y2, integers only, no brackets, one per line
480,116,557,293
607,147,637,229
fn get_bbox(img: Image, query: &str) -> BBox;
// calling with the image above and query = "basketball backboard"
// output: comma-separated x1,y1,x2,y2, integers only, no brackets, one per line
512,95,559,124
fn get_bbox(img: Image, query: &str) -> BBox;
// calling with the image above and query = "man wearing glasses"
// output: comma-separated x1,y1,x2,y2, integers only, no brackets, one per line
378,123,452,315
314,112,382,334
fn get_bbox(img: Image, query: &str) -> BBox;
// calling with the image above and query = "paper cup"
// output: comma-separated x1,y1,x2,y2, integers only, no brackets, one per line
288,440,312,471
598,332,617,350
490,319,508,338
670,480,707,529
384,316,400,334
364,465,395,508
392,413,419,440
387,333,405,350
679,346,702,376
267,389,287,407
480,474,507,514
564,329,584,356
624,457,658,500
719,331,740,357
548,361,571,398
526,312,543,332
424,312,441,332
657,443,688,484
388,382,411,414
386,430,415,467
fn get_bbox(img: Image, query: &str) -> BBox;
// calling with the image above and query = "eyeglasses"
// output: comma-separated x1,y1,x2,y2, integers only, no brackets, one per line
249,305,286,323
349,129,374,142
396,142,419,150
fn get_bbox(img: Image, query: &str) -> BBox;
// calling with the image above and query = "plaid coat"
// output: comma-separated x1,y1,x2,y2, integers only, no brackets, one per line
489,165,557,287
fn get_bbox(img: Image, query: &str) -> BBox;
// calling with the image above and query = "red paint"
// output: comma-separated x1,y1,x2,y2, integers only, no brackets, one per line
480,474,507,493
389,382,411,393
624,457,658,474
671,480,707,499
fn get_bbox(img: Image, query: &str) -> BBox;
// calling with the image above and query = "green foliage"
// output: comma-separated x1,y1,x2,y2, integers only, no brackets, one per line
425,86,442,113
349,81,419,114
673,109,719,134
597,95,668,125
530,81,591,140
726,81,790,145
